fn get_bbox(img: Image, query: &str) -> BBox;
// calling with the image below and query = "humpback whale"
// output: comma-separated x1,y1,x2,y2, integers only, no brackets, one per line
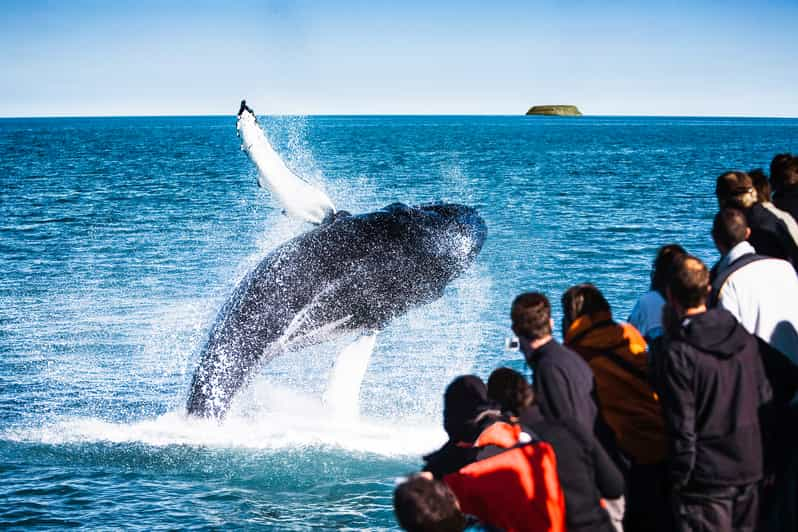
185,102,487,419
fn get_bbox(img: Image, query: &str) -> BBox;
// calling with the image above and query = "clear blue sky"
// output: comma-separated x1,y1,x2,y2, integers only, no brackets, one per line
2,0,796,117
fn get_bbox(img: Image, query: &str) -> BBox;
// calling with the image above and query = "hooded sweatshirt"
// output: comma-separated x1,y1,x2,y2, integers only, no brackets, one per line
424,375,502,478
658,308,772,489
565,312,667,464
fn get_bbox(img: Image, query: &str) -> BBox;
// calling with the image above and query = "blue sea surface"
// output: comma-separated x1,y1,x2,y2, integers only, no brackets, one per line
2,115,797,529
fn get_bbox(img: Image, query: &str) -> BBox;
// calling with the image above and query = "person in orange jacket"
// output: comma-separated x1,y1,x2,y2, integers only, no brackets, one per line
562,283,671,532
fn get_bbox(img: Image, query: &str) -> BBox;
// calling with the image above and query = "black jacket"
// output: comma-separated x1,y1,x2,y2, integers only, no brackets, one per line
520,406,623,532
774,188,798,225
526,339,599,434
746,203,798,270
657,309,772,489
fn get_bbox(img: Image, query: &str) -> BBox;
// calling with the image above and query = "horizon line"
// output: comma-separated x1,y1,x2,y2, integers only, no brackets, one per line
2,112,798,120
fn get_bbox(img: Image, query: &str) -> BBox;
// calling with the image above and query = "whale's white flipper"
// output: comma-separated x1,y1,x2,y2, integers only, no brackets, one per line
236,108,335,224
323,333,378,422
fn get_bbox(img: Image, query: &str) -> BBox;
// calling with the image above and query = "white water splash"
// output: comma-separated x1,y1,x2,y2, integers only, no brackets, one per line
5,381,445,457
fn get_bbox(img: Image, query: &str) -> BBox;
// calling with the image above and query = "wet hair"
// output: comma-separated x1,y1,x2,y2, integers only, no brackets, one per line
650,244,687,296
487,367,534,415
394,475,466,532
712,208,749,250
668,255,710,309
770,153,798,191
716,171,757,208
561,284,611,334
511,292,552,340
749,168,771,203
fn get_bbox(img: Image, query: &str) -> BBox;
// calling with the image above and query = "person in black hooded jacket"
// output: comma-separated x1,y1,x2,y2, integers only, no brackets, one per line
423,375,502,478
656,254,773,532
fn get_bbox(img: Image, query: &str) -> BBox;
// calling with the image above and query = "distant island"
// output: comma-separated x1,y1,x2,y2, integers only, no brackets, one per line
526,105,582,116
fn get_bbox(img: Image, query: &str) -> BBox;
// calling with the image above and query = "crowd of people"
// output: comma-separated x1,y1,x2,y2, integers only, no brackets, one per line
393,153,798,532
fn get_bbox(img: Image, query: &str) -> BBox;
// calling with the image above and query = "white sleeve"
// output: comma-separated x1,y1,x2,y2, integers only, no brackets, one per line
717,282,742,323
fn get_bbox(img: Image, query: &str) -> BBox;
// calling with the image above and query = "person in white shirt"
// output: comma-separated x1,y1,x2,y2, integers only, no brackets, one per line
628,244,686,341
710,207,798,365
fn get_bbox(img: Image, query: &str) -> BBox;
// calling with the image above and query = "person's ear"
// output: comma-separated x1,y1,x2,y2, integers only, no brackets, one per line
745,227,751,240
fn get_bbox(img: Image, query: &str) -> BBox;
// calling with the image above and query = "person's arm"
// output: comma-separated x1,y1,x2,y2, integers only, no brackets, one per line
756,337,797,406
658,343,696,489
716,282,743,325
590,427,625,499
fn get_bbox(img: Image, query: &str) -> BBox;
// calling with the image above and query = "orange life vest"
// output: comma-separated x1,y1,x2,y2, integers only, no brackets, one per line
443,421,567,532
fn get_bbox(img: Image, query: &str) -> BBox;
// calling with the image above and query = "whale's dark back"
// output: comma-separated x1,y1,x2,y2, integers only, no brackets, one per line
186,203,487,418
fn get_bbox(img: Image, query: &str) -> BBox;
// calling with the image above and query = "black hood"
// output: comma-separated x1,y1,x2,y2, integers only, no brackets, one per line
676,308,750,359
443,375,497,443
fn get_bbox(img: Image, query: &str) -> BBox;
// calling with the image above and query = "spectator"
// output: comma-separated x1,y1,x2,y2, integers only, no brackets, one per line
562,284,669,532
488,367,624,532
423,375,501,478
750,168,798,249
710,207,798,365
771,153,798,223
628,244,687,341
510,292,598,433
657,255,772,531
424,375,567,532
394,474,466,532
716,170,798,271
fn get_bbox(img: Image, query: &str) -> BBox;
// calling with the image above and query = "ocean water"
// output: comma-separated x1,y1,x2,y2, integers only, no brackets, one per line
1,115,797,530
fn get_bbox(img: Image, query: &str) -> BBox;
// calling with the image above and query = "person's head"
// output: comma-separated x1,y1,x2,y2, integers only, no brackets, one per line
511,292,553,342
711,208,750,255
749,168,771,203
715,171,757,209
394,475,465,532
666,254,710,315
487,367,534,415
770,153,798,192
650,244,687,296
561,284,611,336
443,375,492,443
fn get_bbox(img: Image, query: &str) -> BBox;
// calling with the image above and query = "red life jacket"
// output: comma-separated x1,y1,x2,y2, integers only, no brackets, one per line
443,421,566,532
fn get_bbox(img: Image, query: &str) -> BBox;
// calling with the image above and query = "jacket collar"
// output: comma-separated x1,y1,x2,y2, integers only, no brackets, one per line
717,240,756,273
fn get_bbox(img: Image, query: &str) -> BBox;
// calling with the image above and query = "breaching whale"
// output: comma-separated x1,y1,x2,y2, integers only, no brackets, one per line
185,102,487,419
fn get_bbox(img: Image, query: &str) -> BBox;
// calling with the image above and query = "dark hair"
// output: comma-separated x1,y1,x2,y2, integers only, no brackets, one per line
770,153,798,191
712,208,749,250
749,168,771,203
715,171,756,208
561,284,611,334
668,255,710,309
487,367,534,415
394,475,465,532
650,244,687,296
511,292,552,339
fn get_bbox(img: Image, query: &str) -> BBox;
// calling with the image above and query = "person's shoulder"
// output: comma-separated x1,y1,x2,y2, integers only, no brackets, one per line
540,340,587,368
637,290,665,308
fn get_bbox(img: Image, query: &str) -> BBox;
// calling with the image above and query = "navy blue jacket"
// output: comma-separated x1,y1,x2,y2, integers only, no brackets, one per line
525,339,598,434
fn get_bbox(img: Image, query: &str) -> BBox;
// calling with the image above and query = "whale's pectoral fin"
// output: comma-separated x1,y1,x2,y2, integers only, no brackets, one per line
323,333,378,422
235,102,335,224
